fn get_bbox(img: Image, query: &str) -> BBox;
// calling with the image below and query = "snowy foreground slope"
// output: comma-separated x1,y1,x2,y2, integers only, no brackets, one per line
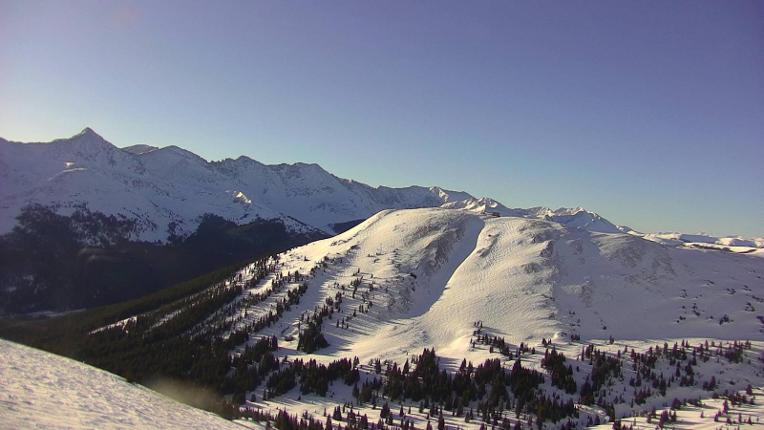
0,339,255,430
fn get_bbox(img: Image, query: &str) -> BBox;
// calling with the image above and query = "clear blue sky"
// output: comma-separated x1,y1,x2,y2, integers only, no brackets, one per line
1,0,762,236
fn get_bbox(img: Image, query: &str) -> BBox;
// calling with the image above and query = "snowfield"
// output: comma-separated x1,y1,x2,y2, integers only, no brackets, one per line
0,339,255,430
237,207,764,365
589,387,764,429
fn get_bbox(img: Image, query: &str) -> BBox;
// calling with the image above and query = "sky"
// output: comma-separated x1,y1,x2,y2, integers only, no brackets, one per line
1,1,763,237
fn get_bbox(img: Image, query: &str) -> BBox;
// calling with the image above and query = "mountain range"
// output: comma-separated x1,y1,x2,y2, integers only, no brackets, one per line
2,128,760,250
1,128,475,241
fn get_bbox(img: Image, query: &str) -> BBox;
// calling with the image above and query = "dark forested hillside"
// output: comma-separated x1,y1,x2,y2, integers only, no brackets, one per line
0,205,326,314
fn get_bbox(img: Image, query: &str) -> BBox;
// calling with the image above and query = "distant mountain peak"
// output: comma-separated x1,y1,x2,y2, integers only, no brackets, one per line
147,145,209,163
67,126,110,144
122,144,158,155
75,127,103,139
58,127,117,155
234,155,257,162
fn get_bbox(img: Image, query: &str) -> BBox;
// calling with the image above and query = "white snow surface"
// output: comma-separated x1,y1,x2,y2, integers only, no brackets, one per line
637,231,764,252
0,339,247,430
220,207,764,367
591,387,764,429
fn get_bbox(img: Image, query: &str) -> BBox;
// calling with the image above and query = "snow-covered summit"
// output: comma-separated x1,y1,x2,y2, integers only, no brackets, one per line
541,207,622,234
122,143,159,154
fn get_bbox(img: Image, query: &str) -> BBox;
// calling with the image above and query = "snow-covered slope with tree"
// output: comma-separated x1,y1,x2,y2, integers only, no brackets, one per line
74,206,764,429
231,208,764,428
225,207,764,362
0,339,253,430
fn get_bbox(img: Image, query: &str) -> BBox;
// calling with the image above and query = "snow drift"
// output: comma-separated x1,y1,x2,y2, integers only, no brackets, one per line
0,339,250,430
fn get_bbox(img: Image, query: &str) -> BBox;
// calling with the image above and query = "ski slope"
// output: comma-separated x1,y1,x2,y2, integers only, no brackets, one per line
0,339,253,430
227,207,764,366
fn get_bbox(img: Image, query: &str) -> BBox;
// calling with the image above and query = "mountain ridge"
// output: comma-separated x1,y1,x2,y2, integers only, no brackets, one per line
0,128,481,241
1,128,761,250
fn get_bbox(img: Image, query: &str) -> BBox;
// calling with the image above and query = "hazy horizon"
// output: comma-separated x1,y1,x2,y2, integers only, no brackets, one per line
1,0,762,237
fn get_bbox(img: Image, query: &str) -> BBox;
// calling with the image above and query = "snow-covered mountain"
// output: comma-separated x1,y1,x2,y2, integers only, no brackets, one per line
631,230,764,251
218,207,764,359
79,206,764,429
220,208,764,426
0,128,480,241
